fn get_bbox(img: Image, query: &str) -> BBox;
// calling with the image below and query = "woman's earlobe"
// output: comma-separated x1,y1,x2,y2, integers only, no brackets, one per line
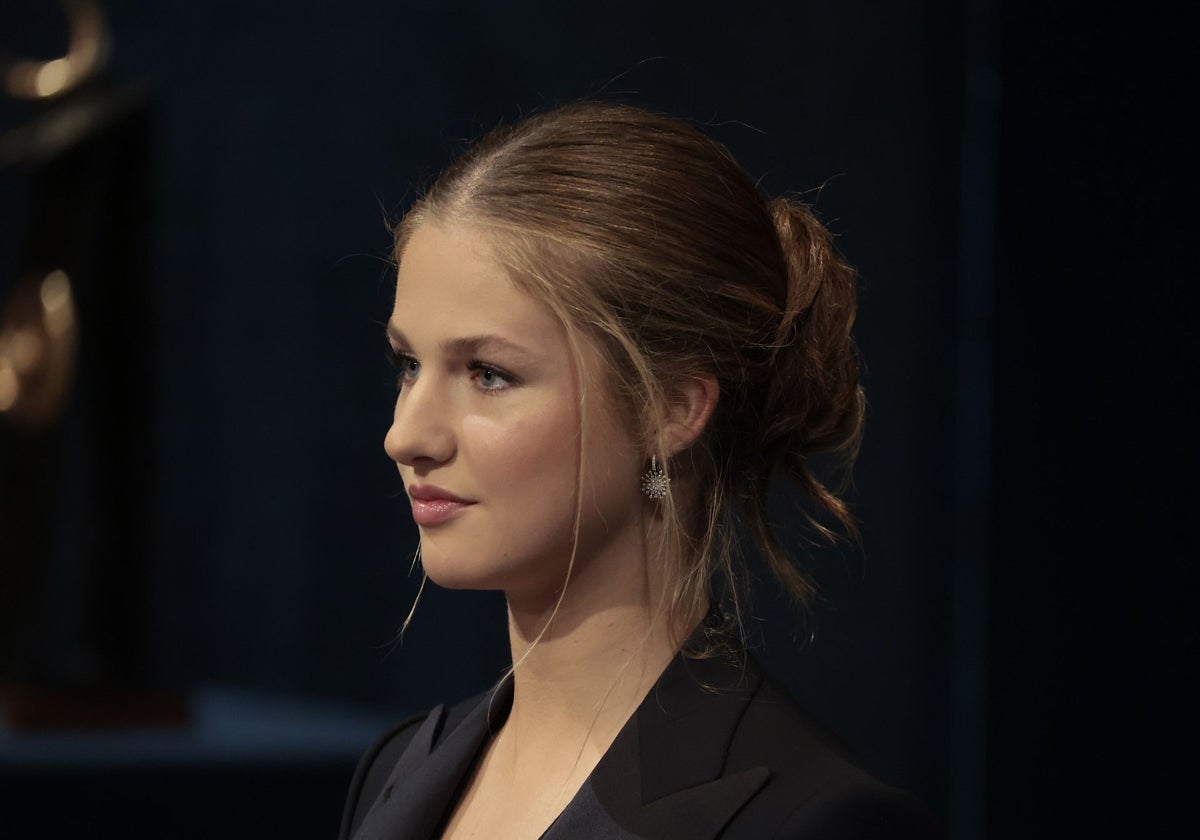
664,374,719,457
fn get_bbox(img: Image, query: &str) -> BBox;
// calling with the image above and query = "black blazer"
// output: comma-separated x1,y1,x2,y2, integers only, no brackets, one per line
340,650,939,839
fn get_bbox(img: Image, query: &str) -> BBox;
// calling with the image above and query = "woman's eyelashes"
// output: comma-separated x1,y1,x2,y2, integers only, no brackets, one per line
385,346,420,389
386,344,516,393
467,358,516,391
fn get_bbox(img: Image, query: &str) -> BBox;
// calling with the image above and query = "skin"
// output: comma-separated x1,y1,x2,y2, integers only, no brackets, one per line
384,221,717,839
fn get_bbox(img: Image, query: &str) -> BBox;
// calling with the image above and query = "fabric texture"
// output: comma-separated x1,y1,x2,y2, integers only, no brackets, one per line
339,646,941,840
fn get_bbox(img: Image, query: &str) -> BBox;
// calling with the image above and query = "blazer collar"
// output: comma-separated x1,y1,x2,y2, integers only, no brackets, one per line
354,642,769,840
352,680,511,840
543,651,769,840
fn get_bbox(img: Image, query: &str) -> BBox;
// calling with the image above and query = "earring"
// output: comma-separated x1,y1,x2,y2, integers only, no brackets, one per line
640,455,670,500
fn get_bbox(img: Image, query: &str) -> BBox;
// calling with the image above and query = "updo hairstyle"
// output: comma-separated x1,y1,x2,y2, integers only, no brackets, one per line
394,102,864,642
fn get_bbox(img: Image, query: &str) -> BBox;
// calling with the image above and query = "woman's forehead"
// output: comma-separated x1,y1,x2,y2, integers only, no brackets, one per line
391,222,564,352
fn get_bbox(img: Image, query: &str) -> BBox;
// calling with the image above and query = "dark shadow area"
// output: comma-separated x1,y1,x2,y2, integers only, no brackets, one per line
987,2,1190,835
2,763,355,837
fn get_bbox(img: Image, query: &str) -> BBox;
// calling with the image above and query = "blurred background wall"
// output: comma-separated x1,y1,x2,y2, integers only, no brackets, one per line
0,1,1188,838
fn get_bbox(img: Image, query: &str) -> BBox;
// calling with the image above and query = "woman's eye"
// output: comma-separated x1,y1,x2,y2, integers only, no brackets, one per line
386,347,420,388
468,360,514,392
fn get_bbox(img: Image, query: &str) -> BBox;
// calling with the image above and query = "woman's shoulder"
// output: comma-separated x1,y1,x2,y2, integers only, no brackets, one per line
724,668,941,838
765,779,941,840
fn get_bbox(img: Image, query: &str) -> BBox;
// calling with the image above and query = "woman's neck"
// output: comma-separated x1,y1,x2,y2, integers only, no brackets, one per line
436,520,708,840
504,600,675,742
496,529,702,765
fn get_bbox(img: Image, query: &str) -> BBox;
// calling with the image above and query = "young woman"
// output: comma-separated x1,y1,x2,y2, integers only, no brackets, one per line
340,102,938,840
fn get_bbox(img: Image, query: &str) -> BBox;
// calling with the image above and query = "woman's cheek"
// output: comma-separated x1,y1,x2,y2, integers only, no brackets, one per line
463,406,577,481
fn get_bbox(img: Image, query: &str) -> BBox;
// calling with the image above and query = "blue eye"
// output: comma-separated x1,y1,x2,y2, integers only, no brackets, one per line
386,346,420,389
467,359,514,392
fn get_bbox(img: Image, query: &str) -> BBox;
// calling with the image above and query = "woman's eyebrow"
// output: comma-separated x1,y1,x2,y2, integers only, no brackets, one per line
385,322,408,346
385,323,536,359
441,334,537,359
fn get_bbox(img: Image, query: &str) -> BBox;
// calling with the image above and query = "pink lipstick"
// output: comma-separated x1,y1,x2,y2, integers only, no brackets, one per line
408,484,475,526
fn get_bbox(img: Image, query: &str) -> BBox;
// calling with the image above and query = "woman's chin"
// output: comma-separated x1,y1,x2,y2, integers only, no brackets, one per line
420,552,566,601
420,554,503,591
422,566,484,591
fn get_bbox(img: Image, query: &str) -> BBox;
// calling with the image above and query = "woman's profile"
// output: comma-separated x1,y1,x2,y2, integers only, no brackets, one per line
340,101,938,840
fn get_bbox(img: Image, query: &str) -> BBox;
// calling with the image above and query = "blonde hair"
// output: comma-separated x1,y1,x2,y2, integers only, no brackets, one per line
394,102,864,650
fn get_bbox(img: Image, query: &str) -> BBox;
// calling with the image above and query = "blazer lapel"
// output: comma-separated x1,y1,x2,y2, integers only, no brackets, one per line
353,683,509,840
546,653,770,840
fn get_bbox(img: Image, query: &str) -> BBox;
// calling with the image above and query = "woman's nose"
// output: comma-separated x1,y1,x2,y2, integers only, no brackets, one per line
383,378,455,467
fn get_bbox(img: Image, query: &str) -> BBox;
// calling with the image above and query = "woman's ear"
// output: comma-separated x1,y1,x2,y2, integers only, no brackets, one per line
664,374,719,458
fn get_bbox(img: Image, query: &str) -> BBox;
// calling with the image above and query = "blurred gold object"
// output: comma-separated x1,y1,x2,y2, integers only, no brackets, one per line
0,269,77,430
1,0,109,100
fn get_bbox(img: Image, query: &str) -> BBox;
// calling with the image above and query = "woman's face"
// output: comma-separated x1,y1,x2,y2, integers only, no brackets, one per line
384,222,645,600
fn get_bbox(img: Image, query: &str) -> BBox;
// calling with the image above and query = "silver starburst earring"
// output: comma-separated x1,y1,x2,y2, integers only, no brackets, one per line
640,455,670,500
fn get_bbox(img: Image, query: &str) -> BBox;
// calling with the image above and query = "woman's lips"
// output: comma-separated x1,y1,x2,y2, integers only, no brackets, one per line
408,485,475,526
410,498,472,526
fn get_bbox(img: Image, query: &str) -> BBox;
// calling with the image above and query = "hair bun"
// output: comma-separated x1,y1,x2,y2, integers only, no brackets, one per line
756,197,864,541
